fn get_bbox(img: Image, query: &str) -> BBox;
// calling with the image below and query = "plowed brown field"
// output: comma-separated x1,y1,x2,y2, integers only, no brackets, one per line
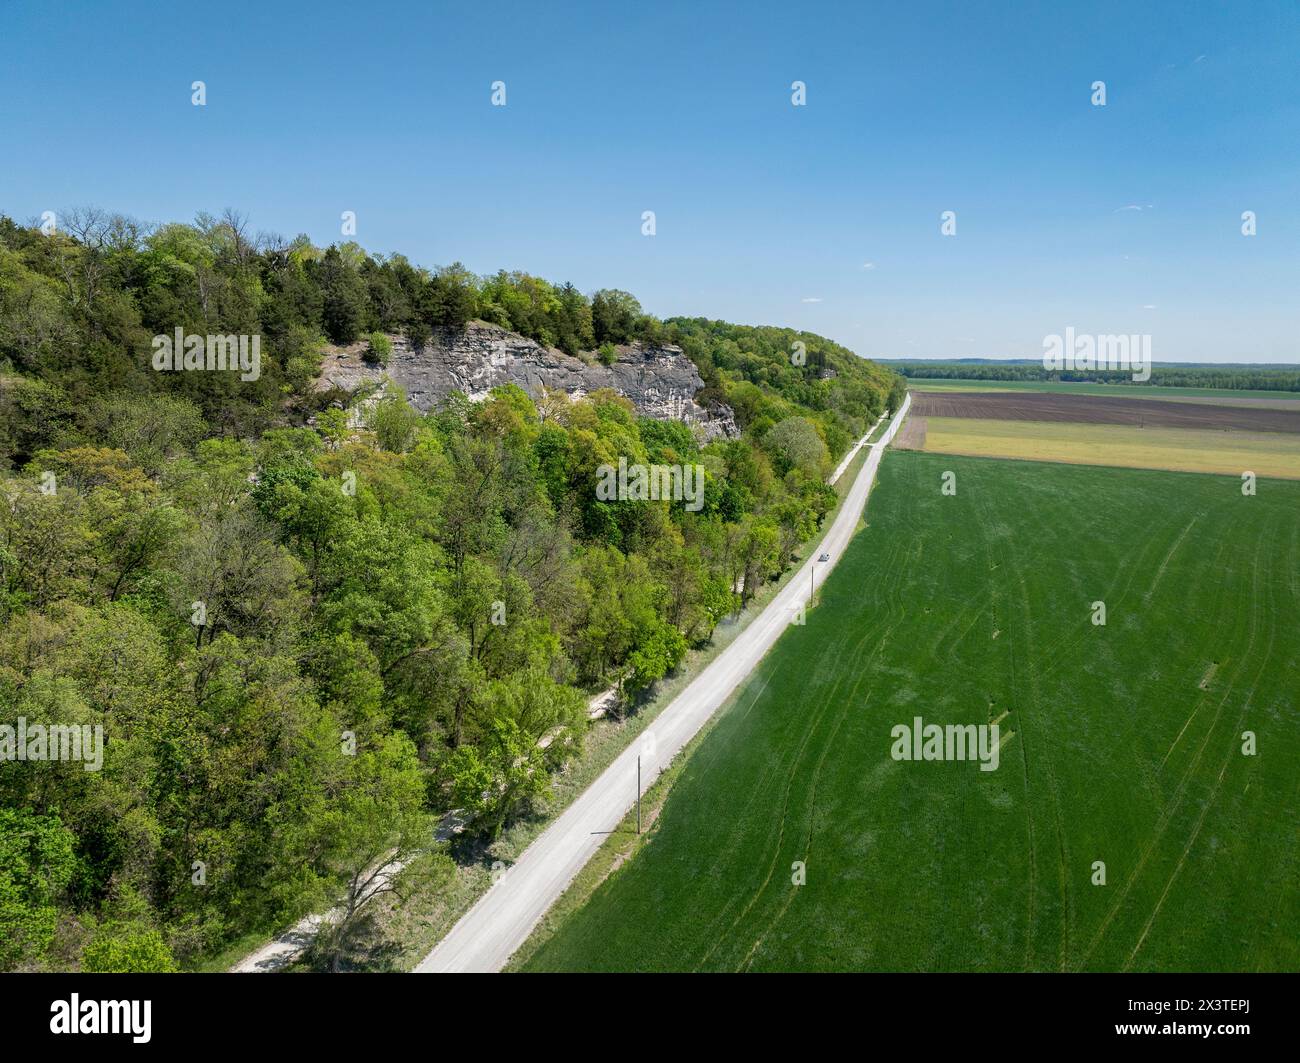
912,391,1300,434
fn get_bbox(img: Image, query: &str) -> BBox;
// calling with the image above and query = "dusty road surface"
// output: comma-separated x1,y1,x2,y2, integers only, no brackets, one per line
415,396,911,973
829,410,885,484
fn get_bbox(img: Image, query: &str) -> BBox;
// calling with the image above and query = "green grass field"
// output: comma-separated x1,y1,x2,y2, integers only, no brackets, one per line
910,378,1300,405
523,451,1300,972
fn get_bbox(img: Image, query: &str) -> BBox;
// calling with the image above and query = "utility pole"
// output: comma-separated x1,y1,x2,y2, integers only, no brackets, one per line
636,755,642,834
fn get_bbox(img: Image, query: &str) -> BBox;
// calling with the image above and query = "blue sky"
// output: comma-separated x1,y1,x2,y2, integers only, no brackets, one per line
2,0,1298,363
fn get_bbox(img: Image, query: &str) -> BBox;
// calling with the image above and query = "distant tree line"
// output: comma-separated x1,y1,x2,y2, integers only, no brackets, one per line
894,360,1300,392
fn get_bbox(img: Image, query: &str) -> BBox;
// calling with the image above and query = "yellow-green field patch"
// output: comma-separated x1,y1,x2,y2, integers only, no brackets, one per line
921,417,1300,479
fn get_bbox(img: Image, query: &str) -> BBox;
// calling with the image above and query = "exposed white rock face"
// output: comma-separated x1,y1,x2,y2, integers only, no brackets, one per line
316,322,738,439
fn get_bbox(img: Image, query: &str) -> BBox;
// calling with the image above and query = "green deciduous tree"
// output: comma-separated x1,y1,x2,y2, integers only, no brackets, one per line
0,809,78,970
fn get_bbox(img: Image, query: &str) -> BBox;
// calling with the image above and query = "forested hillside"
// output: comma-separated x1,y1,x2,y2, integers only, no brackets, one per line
0,209,899,970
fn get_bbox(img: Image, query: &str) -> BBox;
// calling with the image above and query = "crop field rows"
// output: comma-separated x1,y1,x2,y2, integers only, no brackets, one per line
909,378,1300,408
900,389,1300,479
911,391,1300,434
525,451,1299,971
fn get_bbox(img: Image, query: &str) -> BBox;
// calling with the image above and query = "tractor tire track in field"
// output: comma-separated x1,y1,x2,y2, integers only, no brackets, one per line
523,452,1298,974
686,536,909,968
682,669,784,895
690,664,852,971
1008,551,1072,970
694,578,901,970
681,481,913,924
1076,535,1266,970
1089,527,1234,826
1123,527,1280,970
970,468,1070,969
706,468,918,971
964,470,1040,970
734,534,918,970
736,672,861,971
1104,486,1197,618
1158,537,1234,772
734,499,922,970
1111,515,1230,816
1143,517,1198,604
1125,694,1256,970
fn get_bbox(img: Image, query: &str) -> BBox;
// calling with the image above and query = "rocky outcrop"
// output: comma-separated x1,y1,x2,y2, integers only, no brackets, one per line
315,322,738,439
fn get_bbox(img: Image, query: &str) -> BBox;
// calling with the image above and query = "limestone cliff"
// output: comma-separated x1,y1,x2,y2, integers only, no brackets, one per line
315,322,738,439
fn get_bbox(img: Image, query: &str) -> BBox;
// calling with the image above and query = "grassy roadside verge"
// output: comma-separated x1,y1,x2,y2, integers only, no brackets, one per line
504,651,757,971
865,415,891,444
226,435,877,972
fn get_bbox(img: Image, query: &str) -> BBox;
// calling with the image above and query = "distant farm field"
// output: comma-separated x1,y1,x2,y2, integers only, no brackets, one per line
524,451,1300,972
918,417,1300,480
902,390,1300,478
910,377,1300,408
911,391,1300,434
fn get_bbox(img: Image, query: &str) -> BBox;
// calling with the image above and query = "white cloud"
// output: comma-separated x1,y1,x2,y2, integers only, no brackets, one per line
1142,304,1157,310
801,297,823,303
861,262,876,270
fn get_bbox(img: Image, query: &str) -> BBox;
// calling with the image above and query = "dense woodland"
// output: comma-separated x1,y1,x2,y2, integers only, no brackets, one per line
0,209,901,970
893,359,1300,392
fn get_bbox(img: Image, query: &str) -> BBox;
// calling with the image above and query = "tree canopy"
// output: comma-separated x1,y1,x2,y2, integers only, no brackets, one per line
0,208,898,971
